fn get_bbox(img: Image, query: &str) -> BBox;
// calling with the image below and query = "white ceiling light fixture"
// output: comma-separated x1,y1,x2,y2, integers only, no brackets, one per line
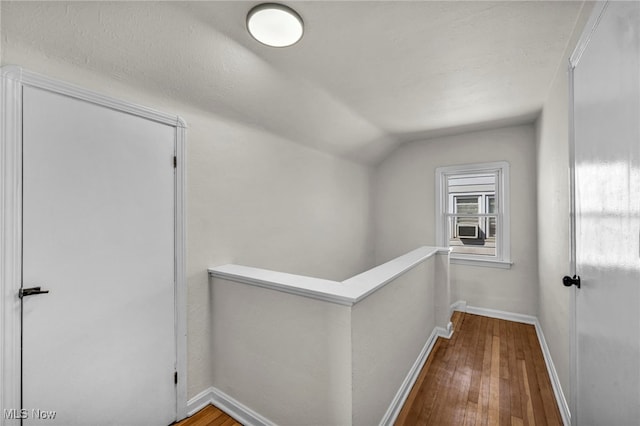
247,3,304,48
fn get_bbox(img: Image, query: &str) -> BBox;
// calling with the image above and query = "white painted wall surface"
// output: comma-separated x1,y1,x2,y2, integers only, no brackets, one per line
1,29,373,402
374,125,539,315
186,111,372,399
433,251,452,329
209,248,449,425
351,260,434,426
210,278,352,425
535,2,593,408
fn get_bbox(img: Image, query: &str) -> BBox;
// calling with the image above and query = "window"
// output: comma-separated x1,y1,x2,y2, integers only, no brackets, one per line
435,162,511,268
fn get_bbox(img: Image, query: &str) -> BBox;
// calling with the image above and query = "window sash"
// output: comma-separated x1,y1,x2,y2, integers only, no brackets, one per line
450,192,497,239
447,213,499,239
435,161,510,267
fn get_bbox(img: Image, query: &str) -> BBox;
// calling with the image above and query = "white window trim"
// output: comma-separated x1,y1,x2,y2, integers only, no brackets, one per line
435,161,512,269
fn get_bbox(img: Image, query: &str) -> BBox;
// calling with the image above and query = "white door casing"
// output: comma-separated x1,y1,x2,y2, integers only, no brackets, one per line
569,2,640,425
0,66,187,425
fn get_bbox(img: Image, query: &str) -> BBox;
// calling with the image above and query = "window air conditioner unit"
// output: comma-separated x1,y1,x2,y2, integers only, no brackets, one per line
457,224,479,239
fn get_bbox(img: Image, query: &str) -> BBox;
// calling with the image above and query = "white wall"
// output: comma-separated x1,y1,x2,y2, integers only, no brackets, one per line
208,248,449,426
185,109,372,399
1,9,374,401
351,260,434,426
535,1,594,409
210,278,353,426
374,125,539,315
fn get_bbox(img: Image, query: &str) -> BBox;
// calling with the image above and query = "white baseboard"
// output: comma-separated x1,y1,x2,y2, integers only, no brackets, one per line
186,387,215,417
435,321,454,339
451,301,570,426
464,304,537,325
534,321,571,426
450,300,467,315
186,386,275,426
380,325,445,426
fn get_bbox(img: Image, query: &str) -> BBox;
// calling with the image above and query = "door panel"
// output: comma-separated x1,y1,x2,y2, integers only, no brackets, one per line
572,2,640,424
22,86,176,425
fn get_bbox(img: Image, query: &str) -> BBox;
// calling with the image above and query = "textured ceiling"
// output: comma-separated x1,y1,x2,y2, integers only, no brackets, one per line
1,1,584,164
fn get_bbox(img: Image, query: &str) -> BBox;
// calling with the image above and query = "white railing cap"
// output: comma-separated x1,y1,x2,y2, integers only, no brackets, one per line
208,246,449,306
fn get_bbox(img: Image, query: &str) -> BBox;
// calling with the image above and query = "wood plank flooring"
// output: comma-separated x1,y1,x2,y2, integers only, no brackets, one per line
174,405,241,426
178,312,561,426
396,312,562,426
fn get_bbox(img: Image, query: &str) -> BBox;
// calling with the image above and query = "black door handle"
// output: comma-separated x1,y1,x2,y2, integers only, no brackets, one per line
19,286,50,298
563,275,581,289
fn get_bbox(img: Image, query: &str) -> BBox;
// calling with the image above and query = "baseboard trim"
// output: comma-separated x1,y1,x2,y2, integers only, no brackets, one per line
452,301,570,426
187,387,275,426
186,387,215,417
534,321,571,426
380,325,446,426
435,322,454,339
450,300,467,315
465,304,537,325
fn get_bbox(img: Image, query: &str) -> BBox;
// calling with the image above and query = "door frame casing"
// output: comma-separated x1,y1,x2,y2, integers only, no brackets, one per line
0,66,188,424
567,2,610,425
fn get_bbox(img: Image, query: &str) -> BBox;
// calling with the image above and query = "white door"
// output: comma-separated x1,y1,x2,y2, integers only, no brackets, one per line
21,86,177,425
571,2,640,425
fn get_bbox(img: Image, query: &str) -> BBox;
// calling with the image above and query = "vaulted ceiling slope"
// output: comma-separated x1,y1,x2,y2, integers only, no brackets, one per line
1,1,583,164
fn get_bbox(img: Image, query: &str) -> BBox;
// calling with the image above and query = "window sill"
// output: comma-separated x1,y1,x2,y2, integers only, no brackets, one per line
450,256,512,269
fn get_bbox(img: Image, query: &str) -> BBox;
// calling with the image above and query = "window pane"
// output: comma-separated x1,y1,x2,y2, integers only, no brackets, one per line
488,217,497,238
447,215,496,257
445,171,497,257
486,196,496,238
455,196,479,214
487,196,496,213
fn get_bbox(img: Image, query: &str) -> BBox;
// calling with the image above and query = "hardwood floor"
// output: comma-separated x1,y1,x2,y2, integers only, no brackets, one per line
179,312,561,426
174,405,241,426
396,312,562,426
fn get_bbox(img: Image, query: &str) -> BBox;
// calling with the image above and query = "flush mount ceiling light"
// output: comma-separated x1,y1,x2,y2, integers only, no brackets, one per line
247,3,304,48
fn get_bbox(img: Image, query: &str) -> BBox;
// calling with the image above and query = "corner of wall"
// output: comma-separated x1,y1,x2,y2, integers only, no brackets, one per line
534,0,597,417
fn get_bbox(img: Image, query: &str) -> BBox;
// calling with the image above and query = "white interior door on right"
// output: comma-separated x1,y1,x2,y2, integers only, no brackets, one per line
571,2,640,425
